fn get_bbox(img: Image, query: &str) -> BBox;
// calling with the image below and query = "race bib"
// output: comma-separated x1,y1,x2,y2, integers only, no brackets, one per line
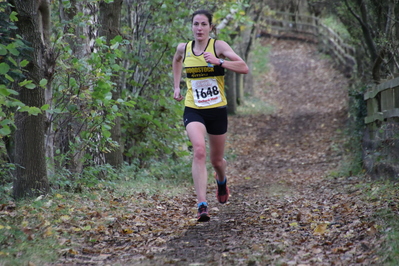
191,78,222,107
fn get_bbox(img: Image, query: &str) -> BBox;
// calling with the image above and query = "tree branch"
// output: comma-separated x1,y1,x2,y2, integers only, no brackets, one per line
344,0,378,62
216,8,238,32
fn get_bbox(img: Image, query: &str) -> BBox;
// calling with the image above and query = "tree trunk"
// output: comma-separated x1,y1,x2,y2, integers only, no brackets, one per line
12,0,53,198
98,0,124,168
236,73,244,106
225,70,237,114
344,0,378,62
357,0,377,62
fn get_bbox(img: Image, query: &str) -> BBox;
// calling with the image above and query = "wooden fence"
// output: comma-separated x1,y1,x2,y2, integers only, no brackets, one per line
364,77,399,134
258,11,356,76
254,11,399,177
362,77,399,178
256,11,399,135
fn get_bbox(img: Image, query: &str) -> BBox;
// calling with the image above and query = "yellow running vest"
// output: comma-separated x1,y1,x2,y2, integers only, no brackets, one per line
183,38,226,109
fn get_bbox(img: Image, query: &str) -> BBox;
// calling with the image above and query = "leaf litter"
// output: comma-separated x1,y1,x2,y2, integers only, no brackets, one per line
0,38,392,265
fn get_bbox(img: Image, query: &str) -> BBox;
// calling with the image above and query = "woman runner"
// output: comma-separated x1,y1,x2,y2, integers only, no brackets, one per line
173,9,248,222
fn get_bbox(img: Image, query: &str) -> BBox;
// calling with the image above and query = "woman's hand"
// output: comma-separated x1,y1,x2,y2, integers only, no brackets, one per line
203,52,217,65
174,88,184,101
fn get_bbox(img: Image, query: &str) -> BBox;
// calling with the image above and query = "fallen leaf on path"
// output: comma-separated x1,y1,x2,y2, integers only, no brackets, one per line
313,223,328,235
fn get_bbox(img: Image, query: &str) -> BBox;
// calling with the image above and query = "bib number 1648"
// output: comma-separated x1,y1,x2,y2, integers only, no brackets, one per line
195,86,219,99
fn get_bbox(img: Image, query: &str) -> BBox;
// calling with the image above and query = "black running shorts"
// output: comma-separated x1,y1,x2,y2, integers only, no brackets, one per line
183,106,228,135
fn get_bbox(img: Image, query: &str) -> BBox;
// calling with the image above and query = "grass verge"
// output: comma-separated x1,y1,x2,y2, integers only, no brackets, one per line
237,38,274,116
362,180,399,265
236,95,274,116
0,158,193,266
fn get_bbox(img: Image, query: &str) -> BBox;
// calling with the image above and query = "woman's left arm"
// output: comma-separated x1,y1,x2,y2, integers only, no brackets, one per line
214,40,249,74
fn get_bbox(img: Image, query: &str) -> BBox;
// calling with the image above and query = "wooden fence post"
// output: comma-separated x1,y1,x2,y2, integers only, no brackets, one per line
363,77,399,178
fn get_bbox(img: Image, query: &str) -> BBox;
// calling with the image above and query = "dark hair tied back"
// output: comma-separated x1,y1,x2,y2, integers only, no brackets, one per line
191,9,213,25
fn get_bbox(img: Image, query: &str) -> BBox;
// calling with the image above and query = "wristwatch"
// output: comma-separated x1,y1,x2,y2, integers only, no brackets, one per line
219,59,224,66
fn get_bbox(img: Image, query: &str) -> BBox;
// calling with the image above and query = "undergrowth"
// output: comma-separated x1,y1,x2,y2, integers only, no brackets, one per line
237,38,274,116
321,15,352,42
236,95,274,116
328,79,399,265
250,38,271,77
0,156,192,265
353,180,399,265
329,81,367,178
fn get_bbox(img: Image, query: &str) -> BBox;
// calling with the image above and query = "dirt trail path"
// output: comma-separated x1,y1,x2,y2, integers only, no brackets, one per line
145,39,381,265
55,39,384,266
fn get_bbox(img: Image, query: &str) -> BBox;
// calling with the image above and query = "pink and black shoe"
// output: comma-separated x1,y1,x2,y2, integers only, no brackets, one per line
216,175,229,204
197,203,210,222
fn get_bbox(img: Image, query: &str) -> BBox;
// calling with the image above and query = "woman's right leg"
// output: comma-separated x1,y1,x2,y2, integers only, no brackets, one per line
186,121,208,204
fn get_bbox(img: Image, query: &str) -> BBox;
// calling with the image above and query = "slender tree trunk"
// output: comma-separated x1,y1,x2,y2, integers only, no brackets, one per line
99,0,124,168
57,0,94,174
12,0,53,198
236,73,244,106
357,0,377,62
225,70,237,114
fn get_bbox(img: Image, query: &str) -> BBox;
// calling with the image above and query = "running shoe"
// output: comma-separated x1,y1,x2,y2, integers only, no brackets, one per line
197,203,210,222
216,178,230,204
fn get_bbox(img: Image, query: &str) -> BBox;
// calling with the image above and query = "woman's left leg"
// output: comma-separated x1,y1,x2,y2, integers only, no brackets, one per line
209,133,229,204
209,133,227,182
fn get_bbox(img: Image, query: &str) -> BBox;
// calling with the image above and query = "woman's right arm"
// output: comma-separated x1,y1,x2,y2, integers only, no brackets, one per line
173,43,186,101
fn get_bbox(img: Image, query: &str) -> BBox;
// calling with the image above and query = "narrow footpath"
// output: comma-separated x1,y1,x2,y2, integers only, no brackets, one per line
55,38,386,266
147,38,383,265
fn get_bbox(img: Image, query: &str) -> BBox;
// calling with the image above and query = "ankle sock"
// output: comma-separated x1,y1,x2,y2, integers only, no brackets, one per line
217,177,227,185
198,201,208,208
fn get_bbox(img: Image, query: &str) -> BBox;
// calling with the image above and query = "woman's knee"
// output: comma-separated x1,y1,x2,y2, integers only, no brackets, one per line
211,158,224,169
193,146,207,161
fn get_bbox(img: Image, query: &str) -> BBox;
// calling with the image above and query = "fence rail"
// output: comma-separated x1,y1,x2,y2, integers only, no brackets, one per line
364,77,399,128
362,75,399,179
256,11,399,177
258,11,356,75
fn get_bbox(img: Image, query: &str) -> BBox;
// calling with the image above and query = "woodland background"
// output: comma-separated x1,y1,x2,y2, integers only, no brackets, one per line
2,0,399,265
1,0,399,201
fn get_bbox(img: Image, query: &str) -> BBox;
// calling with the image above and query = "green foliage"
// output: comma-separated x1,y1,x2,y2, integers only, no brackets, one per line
250,39,270,77
0,140,14,191
0,3,31,138
0,158,193,265
0,224,60,265
329,1,362,43
329,82,367,178
378,207,399,265
50,21,131,166
321,15,351,41
0,3,35,187
48,0,199,171
116,157,192,197
328,0,399,79
0,194,72,265
213,1,252,43
122,90,189,166
0,164,14,188
45,152,192,196
116,0,251,167
1,0,252,187
47,163,119,192
352,180,399,265
237,95,274,116
236,39,274,116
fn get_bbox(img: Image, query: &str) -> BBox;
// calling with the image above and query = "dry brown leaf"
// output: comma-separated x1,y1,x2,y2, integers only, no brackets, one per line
313,223,328,235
